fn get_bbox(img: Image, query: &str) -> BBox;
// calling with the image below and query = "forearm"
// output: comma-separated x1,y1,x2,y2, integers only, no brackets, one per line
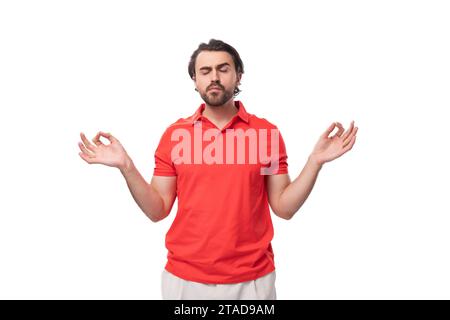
278,155,323,219
119,157,165,222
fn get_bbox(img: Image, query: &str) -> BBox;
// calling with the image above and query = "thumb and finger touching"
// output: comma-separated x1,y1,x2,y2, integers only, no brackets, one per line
331,122,344,138
322,122,336,138
78,131,118,161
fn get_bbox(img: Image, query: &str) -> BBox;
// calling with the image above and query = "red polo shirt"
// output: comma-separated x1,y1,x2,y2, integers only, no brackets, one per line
153,100,288,284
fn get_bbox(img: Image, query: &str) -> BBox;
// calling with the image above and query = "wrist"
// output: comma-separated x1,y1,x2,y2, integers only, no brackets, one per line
119,156,134,175
308,154,324,169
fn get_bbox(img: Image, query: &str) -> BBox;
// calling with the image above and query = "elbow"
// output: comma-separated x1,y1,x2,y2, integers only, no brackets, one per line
281,213,295,220
274,208,296,220
283,213,294,220
147,210,169,223
146,196,173,223
274,199,304,220
149,216,162,223
149,215,164,223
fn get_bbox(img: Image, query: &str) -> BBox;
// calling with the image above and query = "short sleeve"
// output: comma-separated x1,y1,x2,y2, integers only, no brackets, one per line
275,129,288,174
261,127,288,175
153,128,177,176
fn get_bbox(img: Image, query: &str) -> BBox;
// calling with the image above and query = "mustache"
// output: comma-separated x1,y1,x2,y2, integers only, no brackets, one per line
207,84,224,91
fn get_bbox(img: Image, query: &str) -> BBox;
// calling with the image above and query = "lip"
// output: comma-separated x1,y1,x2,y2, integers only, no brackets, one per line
208,87,222,91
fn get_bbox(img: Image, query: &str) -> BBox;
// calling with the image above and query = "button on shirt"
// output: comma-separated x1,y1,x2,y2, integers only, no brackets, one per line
153,100,288,284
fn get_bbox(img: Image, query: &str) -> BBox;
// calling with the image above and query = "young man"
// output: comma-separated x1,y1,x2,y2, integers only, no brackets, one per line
78,39,358,300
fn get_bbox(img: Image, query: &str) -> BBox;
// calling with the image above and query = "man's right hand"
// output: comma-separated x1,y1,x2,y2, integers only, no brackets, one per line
78,131,131,171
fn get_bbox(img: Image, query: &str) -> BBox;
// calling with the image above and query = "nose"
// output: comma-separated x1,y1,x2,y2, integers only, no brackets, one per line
210,69,220,82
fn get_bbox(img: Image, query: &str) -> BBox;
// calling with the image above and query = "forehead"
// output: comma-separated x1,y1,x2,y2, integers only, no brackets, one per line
196,50,235,69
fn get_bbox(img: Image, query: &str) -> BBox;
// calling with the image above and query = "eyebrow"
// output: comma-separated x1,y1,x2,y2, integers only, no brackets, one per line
199,62,231,72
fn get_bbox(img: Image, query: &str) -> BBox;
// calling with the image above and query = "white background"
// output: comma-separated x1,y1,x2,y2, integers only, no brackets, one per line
1,0,449,299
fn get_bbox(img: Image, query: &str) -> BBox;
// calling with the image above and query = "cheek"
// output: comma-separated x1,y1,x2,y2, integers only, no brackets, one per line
195,78,208,90
223,74,238,86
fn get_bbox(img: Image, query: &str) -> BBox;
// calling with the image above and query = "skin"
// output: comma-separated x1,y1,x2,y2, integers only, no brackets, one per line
266,121,358,220
78,131,176,222
192,50,242,130
78,50,358,222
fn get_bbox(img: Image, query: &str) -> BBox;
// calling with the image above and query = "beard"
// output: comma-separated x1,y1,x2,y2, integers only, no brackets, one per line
200,86,234,107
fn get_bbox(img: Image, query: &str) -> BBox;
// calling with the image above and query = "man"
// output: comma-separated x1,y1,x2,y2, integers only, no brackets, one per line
78,39,358,300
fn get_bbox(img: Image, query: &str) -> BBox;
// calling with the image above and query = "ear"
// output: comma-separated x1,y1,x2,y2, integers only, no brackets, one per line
237,72,242,85
192,76,199,91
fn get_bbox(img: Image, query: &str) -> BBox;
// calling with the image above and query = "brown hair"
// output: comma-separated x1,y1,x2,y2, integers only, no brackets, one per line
188,39,244,96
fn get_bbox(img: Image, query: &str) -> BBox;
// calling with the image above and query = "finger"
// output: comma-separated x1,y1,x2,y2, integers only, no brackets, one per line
342,134,357,152
343,127,358,148
92,132,105,146
322,122,336,138
331,122,344,138
80,132,97,152
99,131,117,143
78,151,94,163
78,141,95,158
341,120,355,141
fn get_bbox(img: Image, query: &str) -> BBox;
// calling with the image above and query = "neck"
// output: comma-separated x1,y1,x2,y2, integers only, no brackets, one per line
203,99,238,123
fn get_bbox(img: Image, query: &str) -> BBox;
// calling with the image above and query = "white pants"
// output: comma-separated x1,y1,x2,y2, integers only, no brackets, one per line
161,269,277,300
